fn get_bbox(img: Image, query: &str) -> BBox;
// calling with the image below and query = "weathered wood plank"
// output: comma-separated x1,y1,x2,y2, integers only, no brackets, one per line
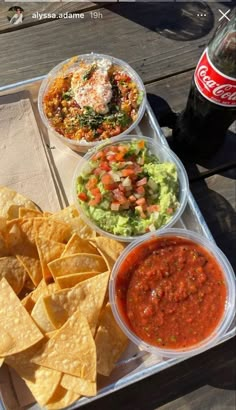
190,173,236,270
78,336,236,410
0,2,226,86
0,2,96,32
146,70,236,175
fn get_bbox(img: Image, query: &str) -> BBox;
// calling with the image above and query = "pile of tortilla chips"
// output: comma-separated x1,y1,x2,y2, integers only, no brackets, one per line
0,186,128,410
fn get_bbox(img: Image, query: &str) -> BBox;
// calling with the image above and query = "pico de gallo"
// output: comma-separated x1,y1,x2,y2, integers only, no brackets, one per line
43,58,144,143
116,236,227,349
76,140,179,236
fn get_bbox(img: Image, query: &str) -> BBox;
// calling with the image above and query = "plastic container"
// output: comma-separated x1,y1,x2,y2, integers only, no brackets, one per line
38,53,147,153
72,135,189,242
109,228,236,359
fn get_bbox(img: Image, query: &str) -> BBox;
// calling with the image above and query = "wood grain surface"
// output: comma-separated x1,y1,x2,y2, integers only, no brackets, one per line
79,337,236,410
0,2,223,86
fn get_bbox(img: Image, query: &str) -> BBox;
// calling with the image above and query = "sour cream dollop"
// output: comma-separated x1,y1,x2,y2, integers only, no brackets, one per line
71,59,113,114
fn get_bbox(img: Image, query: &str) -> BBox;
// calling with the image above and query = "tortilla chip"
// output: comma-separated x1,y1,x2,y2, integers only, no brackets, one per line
5,219,43,286
6,342,61,406
33,218,71,243
31,279,49,303
48,253,107,280
47,283,59,294
17,254,42,287
44,271,110,334
31,296,56,334
68,216,96,239
43,211,53,217
56,272,99,289
0,186,38,219
19,208,42,218
95,303,128,376
24,274,35,291
0,357,4,367
36,237,65,281
61,374,96,397
0,216,7,230
0,232,8,257
46,385,80,410
90,237,125,270
32,310,96,380
7,217,70,247
0,256,27,294
0,278,43,356
0,218,8,257
49,205,79,223
62,233,98,257
21,293,35,314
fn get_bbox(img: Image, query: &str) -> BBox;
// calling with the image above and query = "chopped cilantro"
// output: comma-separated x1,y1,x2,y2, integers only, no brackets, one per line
62,89,73,100
77,107,104,130
82,64,96,81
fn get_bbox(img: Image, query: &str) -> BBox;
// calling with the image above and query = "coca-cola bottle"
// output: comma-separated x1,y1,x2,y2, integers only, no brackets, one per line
172,11,236,159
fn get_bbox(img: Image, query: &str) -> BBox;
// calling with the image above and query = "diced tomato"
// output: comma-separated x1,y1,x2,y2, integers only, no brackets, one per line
136,185,145,195
115,152,125,161
136,177,147,186
129,195,136,203
78,192,88,202
100,162,111,172
138,140,145,149
89,193,102,206
147,205,160,213
136,197,146,206
121,168,135,177
118,145,129,154
101,174,114,185
133,164,142,174
93,167,103,176
167,208,174,214
111,202,120,211
86,177,98,191
106,155,116,162
113,189,128,205
118,183,126,193
104,183,118,191
90,187,101,197
92,151,105,161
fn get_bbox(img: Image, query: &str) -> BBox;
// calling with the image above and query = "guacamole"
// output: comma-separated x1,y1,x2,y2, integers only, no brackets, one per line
76,140,179,236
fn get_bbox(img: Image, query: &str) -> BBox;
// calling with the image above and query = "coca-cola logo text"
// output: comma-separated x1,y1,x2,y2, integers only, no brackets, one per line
194,50,236,107
197,65,236,101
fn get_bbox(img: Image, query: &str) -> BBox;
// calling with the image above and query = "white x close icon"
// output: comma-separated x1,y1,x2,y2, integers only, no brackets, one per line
218,9,231,22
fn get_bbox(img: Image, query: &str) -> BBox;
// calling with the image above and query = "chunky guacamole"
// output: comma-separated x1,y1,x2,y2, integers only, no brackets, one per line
76,140,179,236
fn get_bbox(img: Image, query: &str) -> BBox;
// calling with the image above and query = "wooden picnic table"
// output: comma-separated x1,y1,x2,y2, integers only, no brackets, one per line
0,2,235,409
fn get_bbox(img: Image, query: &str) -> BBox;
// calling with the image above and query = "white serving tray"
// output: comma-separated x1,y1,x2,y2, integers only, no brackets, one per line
0,77,235,410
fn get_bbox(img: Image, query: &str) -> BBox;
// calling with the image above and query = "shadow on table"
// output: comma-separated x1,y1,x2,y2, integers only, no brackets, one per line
108,2,214,41
147,93,236,177
82,337,235,410
190,180,236,271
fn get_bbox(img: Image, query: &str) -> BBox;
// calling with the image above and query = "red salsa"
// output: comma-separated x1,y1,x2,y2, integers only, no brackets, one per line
116,236,227,349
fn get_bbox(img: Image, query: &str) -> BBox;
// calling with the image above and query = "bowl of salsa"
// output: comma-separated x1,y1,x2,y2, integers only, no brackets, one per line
73,136,189,241
38,53,146,153
109,229,236,358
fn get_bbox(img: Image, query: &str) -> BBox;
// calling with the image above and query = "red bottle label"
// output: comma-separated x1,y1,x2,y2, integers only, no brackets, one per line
194,49,236,107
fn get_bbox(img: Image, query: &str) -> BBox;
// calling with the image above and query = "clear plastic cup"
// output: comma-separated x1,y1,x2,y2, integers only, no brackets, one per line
72,135,189,242
38,53,147,153
109,228,236,358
